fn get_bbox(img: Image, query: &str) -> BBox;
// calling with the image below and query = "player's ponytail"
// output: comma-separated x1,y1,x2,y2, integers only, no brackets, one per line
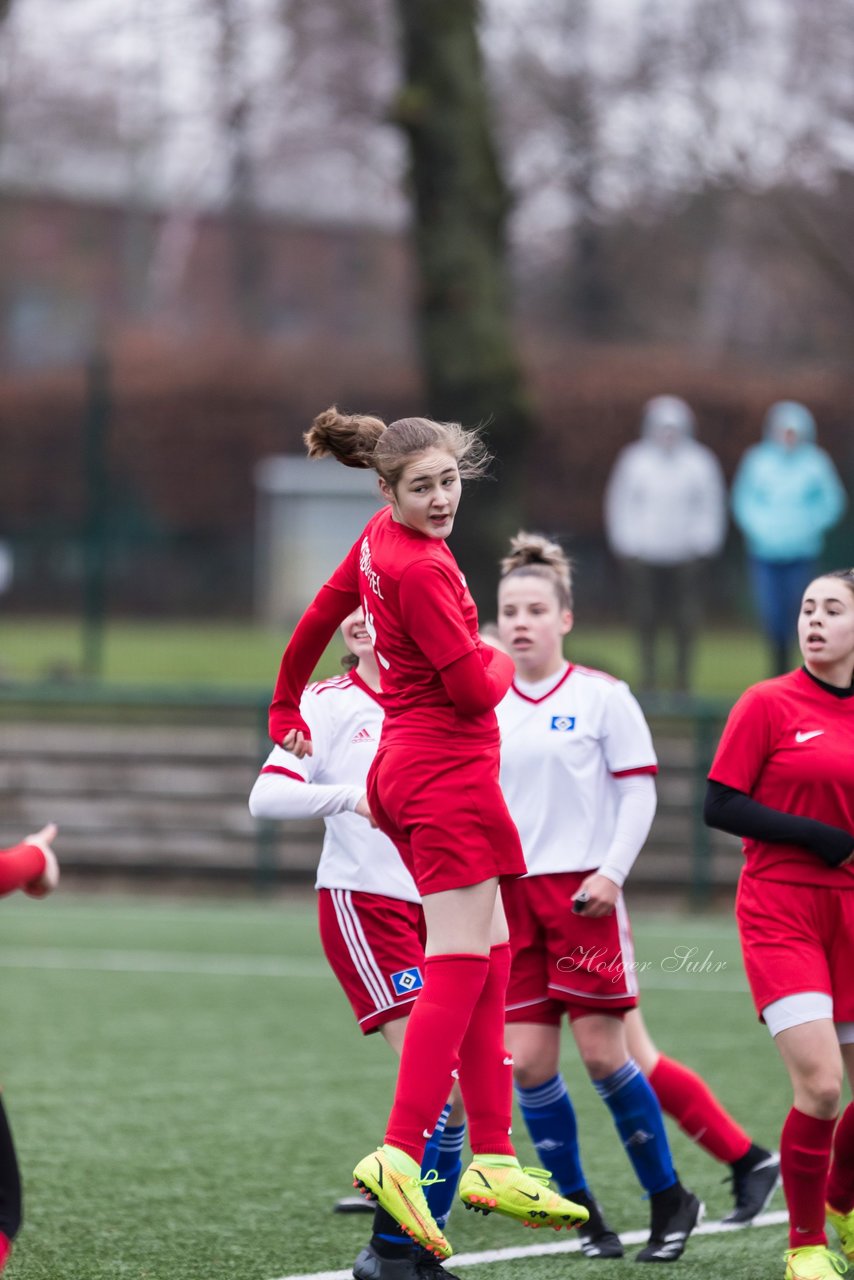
304,406,491,489
304,406,387,470
500,531,573,610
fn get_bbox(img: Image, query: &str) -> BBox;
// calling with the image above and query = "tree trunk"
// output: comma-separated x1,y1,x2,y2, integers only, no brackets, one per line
392,0,535,603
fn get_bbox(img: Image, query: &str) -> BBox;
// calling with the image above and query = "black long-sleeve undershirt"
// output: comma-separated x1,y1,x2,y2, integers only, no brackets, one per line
704,778,854,868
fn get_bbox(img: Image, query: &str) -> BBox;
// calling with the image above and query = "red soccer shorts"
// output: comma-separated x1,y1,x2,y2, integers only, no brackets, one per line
317,888,427,1035
736,871,854,1023
367,738,526,897
503,870,640,1022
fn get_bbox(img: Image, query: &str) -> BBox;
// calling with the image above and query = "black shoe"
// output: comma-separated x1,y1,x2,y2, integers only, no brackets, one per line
353,1244,421,1280
722,1148,781,1225
412,1245,462,1279
569,1188,624,1259
636,1183,703,1263
335,1195,377,1214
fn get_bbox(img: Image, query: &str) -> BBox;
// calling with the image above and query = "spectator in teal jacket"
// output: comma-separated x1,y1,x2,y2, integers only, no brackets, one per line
732,401,847,675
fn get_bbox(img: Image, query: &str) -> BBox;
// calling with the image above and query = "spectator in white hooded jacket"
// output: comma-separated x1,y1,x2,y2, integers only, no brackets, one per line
604,395,727,692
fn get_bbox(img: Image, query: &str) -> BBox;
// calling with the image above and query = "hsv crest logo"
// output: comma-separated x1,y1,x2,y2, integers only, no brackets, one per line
550,715,576,732
391,967,424,996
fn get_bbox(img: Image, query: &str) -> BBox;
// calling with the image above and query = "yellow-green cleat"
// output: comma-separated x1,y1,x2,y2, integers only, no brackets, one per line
784,1245,849,1279
828,1205,854,1262
353,1146,452,1261
459,1160,589,1231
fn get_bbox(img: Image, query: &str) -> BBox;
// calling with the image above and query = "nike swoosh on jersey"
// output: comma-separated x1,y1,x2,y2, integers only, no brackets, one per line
795,730,824,743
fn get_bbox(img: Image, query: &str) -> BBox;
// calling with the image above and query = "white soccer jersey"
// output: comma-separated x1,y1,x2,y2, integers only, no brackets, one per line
497,663,657,877
251,671,419,902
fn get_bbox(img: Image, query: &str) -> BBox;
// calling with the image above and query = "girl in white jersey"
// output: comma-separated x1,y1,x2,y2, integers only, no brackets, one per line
495,533,778,1262
250,609,465,1280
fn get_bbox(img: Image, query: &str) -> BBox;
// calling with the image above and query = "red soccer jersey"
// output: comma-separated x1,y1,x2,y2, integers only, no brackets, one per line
327,507,493,738
709,667,854,886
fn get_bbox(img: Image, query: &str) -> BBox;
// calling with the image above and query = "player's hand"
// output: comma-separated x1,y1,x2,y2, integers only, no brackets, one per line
572,873,619,918
23,822,60,898
280,729,313,758
355,794,378,827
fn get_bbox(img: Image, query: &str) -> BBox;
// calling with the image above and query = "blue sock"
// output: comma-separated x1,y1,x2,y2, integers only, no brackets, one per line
515,1073,587,1196
427,1122,466,1228
421,1102,452,1178
593,1058,676,1196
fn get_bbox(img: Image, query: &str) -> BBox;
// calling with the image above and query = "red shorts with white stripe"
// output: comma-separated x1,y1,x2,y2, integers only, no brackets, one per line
736,871,854,1022
317,888,427,1035
367,737,526,897
503,870,639,1023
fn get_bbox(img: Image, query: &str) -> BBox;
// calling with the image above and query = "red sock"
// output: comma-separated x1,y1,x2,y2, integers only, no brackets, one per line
0,1233,10,1272
782,1107,836,1247
827,1101,854,1214
385,953,488,1162
458,943,515,1157
0,844,45,897
648,1055,751,1163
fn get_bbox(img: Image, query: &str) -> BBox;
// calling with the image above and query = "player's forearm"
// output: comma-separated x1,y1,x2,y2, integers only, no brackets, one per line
268,585,354,743
440,645,515,716
704,779,854,867
0,842,46,896
248,772,363,821
598,774,657,887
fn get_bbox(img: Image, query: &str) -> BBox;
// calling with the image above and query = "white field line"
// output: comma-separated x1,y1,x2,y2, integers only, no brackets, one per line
271,1209,791,1280
0,946,749,990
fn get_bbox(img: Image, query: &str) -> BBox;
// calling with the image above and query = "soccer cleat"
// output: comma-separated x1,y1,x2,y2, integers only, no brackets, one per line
353,1243,419,1280
459,1160,589,1231
723,1149,781,1225
784,1245,849,1278
636,1183,703,1263
351,1243,463,1279
334,1194,377,1214
828,1204,854,1261
412,1245,462,1279
353,1148,451,1260
569,1189,624,1259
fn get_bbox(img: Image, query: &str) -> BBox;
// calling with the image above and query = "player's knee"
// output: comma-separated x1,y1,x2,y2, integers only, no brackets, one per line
511,1056,555,1090
799,1070,843,1118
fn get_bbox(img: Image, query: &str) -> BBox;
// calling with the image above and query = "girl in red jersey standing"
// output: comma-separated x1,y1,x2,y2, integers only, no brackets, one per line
267,408,587,1262
0,823,60,1275
705,568,854,1280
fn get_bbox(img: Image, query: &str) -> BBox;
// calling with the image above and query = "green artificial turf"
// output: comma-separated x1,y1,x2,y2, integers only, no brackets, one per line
0,896,804,1280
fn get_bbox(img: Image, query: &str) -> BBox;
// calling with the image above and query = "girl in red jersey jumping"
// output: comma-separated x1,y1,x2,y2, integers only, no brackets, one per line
0,823,60,1275
705,568,854,1280
267,408,587,1262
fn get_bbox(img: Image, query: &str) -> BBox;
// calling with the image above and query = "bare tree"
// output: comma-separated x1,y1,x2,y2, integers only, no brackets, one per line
213,0,266,333
391,0,534,591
